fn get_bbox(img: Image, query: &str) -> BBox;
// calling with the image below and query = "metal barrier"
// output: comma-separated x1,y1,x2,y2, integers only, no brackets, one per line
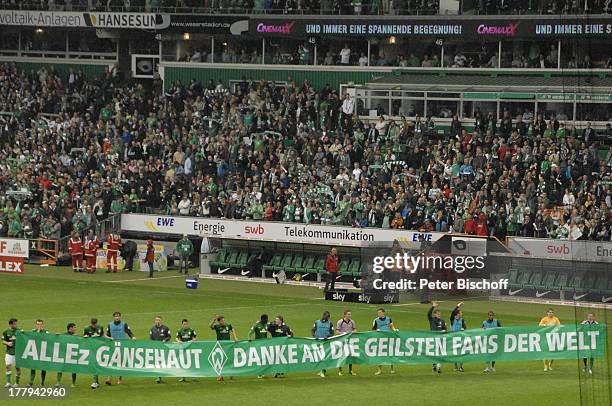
51,214,123,260
94,214,122,242
28,238,58,265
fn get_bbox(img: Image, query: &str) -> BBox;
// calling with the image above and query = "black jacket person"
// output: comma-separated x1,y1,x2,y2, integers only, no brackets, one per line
120,240,137,272
150,316,171,384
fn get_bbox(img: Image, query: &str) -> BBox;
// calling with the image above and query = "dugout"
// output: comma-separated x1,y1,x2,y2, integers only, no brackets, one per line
201,237,364,283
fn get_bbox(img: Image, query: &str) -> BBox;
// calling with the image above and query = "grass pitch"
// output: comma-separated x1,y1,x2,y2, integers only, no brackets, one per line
1,265,611,406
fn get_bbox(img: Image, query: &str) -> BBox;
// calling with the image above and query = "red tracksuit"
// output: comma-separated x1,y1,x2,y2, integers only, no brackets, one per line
68,237,83,272
106,234,122,272
84,237,99,273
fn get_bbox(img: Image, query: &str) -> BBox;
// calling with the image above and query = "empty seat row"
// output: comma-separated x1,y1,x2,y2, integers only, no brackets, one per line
263,253,362,277
210,248,254,269
508,268,612,294
209,249,363,277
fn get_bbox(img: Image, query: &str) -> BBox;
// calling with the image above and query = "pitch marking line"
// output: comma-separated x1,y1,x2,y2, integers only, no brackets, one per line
102,275,186,283
31,302,315,322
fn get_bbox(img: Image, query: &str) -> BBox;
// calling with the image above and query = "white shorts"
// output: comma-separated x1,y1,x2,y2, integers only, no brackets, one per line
5,354,15,366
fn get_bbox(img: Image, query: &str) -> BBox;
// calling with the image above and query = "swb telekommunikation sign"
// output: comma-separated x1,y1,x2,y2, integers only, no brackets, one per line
16,325,606,377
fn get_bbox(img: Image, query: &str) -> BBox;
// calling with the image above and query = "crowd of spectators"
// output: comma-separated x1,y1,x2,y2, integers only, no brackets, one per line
0,62,610,243
183,42,612,70
1,0,609,14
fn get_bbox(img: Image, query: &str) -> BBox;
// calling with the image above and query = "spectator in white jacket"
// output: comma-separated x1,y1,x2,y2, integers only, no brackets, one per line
178,195,192,216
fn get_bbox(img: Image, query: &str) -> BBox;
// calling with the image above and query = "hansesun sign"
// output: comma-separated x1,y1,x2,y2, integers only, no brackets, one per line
0,11,247,35
248,16,612,39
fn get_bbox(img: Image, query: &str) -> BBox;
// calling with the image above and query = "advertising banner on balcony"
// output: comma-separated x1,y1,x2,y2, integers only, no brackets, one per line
507,237,612,263
0,11,246,34
0,238,29,258
248,16,612,40
120,214,444,248
166,14,248,35
15,325,607,378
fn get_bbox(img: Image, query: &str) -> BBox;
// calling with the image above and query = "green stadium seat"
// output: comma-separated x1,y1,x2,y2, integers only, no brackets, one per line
219,250,238,268
276,254,293,272
348,260,361,277
509,269,524,288
231,251,249,268
308,257,325,274
286,255,304,273
339,259,351,275
210,248,228,267
606,278,612,295
518,270,532,288
539,272,557,290
552,272,567,290
297,256,315,273
525,271,543,289
508,268,518,283
593,274,607,294
581,273,596,291
565,272,585,291
263,253,283,271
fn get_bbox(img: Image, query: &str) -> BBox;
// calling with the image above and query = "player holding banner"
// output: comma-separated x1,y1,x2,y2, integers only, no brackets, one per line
105,312,136,385
482,310,501,372
372,308,397,376
55,323,77,388
581,313,598,374
312,311,334,378
68,231,84,273
538,308,560,372
176,319,197,382
106,232,122,273
3,318,21,387
336,309,357,376
84,318,106,389
28,320,49,387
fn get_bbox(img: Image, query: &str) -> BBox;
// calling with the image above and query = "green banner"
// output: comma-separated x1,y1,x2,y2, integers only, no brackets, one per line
15,325,606,378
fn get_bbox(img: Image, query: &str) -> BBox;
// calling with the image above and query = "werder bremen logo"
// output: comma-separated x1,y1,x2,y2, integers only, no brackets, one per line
208,342,228,376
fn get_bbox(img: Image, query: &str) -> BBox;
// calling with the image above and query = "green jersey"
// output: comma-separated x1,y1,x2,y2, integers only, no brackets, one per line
31,328,49,334
176,328,197,342
248,322,269,340
2,328,20,355
176,238,194,256
83,325,105,337
212,324,233,341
